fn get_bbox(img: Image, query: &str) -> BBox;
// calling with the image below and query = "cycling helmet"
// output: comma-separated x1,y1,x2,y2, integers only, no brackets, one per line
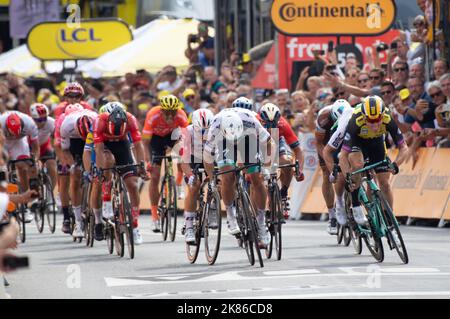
5,113,24,137
30,103,49,119
160,94,180,110
232,97,253,110
259,103,281,128
76,115,92,139
99,101,126,114
63,82,85,97
220,111,244,141
107,108,128,137
361,95,386,123
65,103,84,115
330,99,352,121
192,109,214,131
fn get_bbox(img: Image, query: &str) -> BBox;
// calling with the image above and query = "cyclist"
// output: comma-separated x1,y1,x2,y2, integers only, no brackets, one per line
142,95,189,233
54,82,93,119
180,108,215,243
204,100,273,249
54,103,84,233
257,103,305,219
93,105,147,244
339,95,409,225
0,111,39,222
60,109,98,238
321,100,354,229
29,103,57,195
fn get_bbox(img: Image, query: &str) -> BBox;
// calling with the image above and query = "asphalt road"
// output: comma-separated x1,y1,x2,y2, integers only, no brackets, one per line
5,215,450,299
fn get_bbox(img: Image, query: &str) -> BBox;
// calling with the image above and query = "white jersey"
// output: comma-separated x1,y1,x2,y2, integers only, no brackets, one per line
204,108,271,157
60,110,97,150
181,124,206,164
37,117,55,145
327,108,354,149
0,111,38,142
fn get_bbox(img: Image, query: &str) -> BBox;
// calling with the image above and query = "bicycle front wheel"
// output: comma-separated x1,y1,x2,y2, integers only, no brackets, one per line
242,192,264,268
361,208,384,262
168,176,178,242
376,192,409,264
43,177,56,234
159,180,169,241
204,189,222,265
236,199,254,266
344,191,362,254
121,185,134,259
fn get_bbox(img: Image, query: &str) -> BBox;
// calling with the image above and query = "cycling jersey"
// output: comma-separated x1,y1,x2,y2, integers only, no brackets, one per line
315,105,335,144
60,110,98,150
0,111,38,142
327,107,354,150
37,117,55,146
256,114,300,149
54,101,93,120
181,125,207,166
93,112,141,144
142,106,188,138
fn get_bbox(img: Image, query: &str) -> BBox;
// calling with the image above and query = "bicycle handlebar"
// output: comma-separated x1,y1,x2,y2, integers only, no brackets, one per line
213,162,261,177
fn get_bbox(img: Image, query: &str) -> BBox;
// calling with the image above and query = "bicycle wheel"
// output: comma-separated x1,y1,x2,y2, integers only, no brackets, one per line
273,186,283,261
361,204,384,262
159,179,169,241
186,214,201,264
344,191,362,254
168,176,178,242
343,226,351,246
17,205,26,243
87,210,95,248
34,202,44,234
336,223,344,244
243,192,264,268
114,216,124,257
376,192,409,264
236,199,254,266
121,185,134,259
204,189,222,265
43,177,56,234
105,223,114,255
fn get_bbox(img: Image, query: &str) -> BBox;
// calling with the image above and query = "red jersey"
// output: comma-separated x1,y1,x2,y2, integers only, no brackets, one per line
142,106,188,138
256,114,300,149
93,112,141,144
54,101,93,120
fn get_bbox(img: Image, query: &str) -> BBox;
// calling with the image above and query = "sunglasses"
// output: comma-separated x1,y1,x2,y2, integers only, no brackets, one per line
34,117,47,123
346,73,357,78
370,76,381,80
358,78,369,83
394,67,407,73
430,91,442,99
66,94,82,99
381,90,393,96
335,91,346,97
413,22,424,27
185,95,195,100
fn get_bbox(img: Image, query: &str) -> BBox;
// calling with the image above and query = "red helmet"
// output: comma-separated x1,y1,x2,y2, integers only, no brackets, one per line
76,115,92,139
107,108,128,137
30,103,49,119
5,113,24,137
65,103,84,115
64,82,85,98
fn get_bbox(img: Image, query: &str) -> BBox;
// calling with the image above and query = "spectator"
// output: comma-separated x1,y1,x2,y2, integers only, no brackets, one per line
275,89,291,115
306,76,321,103
357,71,371,90
154,65,183,94
345,67,360,86
182,88,200,116
440,73,450,103
433,59,449,81
369,68,385,89
198,37,215,68
380,81,396,110
392,60,409,87
200,66,224,103
185,22,213,65
225,91,238,109
404,76,436,129
291,90,310,113
409,62,425,79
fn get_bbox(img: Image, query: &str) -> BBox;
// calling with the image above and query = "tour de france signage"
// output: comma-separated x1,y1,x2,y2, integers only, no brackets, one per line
271,0,396,36
27,19,133,60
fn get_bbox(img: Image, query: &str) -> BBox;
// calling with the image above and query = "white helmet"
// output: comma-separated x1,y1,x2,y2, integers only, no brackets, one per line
29,103,49,119
232,97,253,110
192,109,214,131
331,99,352,121
259,103,281,127
220,111,244,141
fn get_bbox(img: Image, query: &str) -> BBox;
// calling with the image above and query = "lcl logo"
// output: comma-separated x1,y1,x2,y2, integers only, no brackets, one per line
59,28,102,43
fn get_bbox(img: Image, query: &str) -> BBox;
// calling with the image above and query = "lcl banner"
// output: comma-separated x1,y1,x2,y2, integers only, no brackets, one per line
27,19,133,60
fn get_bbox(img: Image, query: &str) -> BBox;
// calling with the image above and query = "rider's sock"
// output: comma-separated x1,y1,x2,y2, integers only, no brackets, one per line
176,170,183,186
132,207,140,228
225,204,235,218
351,190,360,207
93,208,102,224
102,181,112,201
257,209,265,225
151,205,158,221
185,211,195,229
328,207,336,219
62,206,70,221
280,185,289,199
336,194,344,208
73,206,82,224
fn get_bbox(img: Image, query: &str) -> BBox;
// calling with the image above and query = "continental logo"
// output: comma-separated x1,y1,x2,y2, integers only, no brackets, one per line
271,0,396,36
27,19,132,60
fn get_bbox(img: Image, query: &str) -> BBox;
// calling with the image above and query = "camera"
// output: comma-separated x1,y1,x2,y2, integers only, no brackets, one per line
2,255,29,270
189,35,199,43
377,42,389,52
327,41,334,53
390,42,398,50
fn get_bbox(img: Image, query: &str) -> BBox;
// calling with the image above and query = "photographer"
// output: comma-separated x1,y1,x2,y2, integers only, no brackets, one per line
154,65,183,94
185,22,213,65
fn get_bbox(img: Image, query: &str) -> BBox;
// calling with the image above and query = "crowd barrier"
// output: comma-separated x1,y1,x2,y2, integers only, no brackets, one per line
293,147,450,225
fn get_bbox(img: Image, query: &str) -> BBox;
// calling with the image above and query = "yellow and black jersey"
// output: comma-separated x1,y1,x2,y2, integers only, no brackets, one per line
342,105,405,152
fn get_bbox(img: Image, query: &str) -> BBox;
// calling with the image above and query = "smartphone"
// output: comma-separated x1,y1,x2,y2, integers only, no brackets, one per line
381,63,388,70
2,256,29,270
327,41,334,53
190,35,199,43
313,49,325,56
390,42,398,49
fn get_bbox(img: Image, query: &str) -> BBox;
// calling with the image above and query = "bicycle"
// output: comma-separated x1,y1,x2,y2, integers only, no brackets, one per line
182,166,222,265
265,160,300,261
81,167,96,248
7,158,35,243
345,158,409,264
155,155,178,242
31,156,57,234
214,163,264,268
99,164,140,259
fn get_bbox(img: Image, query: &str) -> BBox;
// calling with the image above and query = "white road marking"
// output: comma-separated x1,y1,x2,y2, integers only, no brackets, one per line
263,269,321,276
339,267,441,274
234,291,450,299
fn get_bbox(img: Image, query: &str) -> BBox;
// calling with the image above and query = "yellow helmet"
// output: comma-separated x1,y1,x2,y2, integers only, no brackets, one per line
361,95,385,122
160,94,180,110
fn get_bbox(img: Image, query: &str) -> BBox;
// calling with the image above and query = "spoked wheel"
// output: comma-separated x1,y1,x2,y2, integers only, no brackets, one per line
272,187,283,261
186,215,201,264
17,205,26,243
376,192,409,264
344,191,362,254
168,177,178,242
337,223,344,244
34,203,44,234
236,201,255,266
121,186,134,259
243,192,264,268
362,209,384,262
44,178,56,234
105,223,114,255
114,218,124,257
343,226,351,246
204,190,222,265
87,211,95,248
70,209,77,243
159,180,169,241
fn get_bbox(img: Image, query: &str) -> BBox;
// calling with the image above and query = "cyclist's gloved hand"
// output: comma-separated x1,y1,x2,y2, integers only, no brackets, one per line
261,167,271,180
390,162,399,175
82,170,92,183
185,174,196,187
146,162,152,173
295,171,305,182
